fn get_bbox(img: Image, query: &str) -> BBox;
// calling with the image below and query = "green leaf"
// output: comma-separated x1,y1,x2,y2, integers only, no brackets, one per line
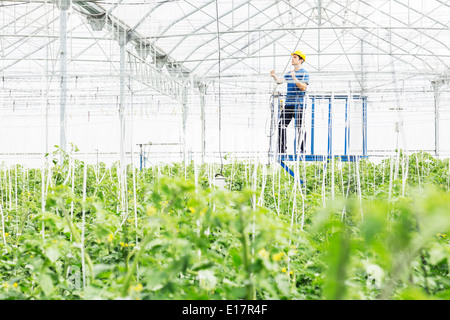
428,246,447,265
322,228,351,300
38,273,54,297
198,270,217,291
45,246,61,263
275,274,290,296
191,261,215,271
230,248,242,268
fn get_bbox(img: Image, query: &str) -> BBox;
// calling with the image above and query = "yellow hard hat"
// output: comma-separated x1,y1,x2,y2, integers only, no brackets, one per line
291,50,306,61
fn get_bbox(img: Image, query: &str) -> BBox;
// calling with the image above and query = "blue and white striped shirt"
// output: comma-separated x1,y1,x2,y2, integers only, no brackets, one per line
284,68,310,107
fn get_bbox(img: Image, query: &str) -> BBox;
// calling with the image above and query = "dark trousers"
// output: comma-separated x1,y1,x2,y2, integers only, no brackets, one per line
278,105,306,154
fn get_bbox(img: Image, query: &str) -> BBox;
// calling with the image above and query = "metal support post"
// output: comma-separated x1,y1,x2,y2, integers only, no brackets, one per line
311,96,315,155
268,95,275,163
59,0,70,159
138,144,143,171
344,97,348,156
198,82,207,164
119,29,127,173
433,81,441,158
182,86,189,164
362,97,368,156
327,95,333,157
200,93,206,164
294,102,298,155
117,27,130,218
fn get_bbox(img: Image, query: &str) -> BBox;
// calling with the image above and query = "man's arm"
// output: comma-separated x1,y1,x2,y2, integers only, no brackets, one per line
270,70,284,85
290,71,308,91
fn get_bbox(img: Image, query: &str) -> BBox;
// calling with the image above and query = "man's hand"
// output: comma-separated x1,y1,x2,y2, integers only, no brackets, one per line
271,70,283,84
290,70,307,91
290,70,297,80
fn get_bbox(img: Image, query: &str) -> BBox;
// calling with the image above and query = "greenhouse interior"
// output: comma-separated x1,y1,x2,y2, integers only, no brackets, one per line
0,0,449,302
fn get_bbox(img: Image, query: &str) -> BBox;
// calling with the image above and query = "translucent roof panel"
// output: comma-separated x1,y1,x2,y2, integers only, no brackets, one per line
116,0,450,81
2,0,449,87
55,0,449,82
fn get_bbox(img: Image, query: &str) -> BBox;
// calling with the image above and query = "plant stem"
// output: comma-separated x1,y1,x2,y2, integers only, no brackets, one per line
120,231,154,297
63,211,94,283
238,209,255,300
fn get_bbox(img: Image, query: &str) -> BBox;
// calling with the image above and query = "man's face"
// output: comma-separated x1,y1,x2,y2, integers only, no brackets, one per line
291,54,302,65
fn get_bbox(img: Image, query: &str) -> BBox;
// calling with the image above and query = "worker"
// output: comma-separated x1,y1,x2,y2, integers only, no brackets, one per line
270,50,309,154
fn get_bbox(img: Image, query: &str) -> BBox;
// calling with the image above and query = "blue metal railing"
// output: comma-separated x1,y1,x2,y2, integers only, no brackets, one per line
270,93,369,182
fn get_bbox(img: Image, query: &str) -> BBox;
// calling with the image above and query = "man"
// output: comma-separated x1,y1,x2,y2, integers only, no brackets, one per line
270,50,309,154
